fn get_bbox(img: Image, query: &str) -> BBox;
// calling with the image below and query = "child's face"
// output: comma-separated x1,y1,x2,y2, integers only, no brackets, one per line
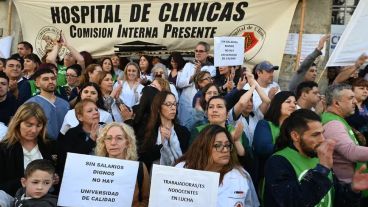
21,170,53,199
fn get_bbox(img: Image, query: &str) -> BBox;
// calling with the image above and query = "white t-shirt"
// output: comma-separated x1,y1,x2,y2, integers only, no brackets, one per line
23,145,43,169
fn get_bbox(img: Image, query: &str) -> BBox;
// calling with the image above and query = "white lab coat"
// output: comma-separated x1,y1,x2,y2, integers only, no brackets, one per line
114,81,144,108
176,62,216,125
169,83,179,102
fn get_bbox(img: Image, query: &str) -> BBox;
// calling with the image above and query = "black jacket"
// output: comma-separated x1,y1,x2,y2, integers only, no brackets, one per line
57,124,96,177
14,187,57,207
138,123,190,171
0,140,56,196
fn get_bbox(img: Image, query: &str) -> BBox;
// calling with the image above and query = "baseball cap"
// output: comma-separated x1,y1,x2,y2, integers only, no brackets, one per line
255,61,279,72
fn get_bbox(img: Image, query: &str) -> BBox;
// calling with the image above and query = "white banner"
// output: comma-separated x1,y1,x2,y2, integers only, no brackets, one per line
58,153,138,207
13,0,298,67
148,164,219,207
214,36,244,67
0,36,13,58
329,25,346,56
327,0,368,67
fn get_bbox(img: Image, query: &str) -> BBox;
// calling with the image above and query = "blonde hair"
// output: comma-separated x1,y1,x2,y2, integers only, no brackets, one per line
2,102,47,147
153,77,170,91
95,122,138,161
122,62,140,81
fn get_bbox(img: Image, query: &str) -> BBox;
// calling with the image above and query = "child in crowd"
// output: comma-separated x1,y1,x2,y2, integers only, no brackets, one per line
13,159,57,207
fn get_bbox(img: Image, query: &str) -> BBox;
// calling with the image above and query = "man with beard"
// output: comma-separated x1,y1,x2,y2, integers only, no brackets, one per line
25,68,69,140
264,109,368,207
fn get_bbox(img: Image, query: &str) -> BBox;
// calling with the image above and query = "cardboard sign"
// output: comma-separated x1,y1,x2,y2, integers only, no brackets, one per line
148,164,219,207
214,36,245,67
58,153,138,207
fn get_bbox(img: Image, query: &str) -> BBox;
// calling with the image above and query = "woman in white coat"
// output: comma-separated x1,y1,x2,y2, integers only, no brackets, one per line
176,125,259,207
114,62,144,109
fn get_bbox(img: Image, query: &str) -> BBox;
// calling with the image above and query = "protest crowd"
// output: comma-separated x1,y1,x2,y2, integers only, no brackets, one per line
1,20,368,207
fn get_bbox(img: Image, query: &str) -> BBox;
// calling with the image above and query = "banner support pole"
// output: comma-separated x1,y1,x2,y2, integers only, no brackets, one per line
7,0,13,36
295,0,307,70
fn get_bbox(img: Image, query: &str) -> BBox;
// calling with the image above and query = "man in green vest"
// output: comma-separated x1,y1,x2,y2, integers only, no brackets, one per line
322,84,368,205
264,109,368,207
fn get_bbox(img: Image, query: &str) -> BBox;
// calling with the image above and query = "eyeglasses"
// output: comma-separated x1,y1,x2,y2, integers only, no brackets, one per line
163,102,177,108
213,143,233,152
66,74,78,78
195,50,206,53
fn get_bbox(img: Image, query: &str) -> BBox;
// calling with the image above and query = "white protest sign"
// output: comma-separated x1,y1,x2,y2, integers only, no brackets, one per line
214,36,245,67
284,33,326,63
148,164,219,207
0,36,13,58
58,153,138,207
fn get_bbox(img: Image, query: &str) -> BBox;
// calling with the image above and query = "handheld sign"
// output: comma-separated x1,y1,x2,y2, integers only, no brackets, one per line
148,164,219,207
58,153,138,207
214,36,245,67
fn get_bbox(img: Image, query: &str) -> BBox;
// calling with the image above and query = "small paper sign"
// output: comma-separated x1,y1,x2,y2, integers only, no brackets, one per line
214,36,245,67
148,164,219,207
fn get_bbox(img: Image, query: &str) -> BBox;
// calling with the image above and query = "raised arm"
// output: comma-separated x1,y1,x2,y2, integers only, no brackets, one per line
45,43,60,66
333,53,368,84
61,32,85,69
247,71,271,115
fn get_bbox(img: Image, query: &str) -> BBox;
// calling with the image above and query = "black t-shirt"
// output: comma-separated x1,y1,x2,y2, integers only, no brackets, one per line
0,93,18,125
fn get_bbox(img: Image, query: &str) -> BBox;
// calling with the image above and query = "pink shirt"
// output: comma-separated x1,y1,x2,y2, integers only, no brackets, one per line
323,120,368,183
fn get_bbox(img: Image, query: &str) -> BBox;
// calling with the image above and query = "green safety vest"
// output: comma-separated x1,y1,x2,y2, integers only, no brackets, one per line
321,112,368,197
275,147,334,207
268,121,280,144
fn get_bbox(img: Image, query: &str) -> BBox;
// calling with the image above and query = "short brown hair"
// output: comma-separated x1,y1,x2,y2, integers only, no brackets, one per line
24,159,55,178
352,77,368,88
75,99,97,122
